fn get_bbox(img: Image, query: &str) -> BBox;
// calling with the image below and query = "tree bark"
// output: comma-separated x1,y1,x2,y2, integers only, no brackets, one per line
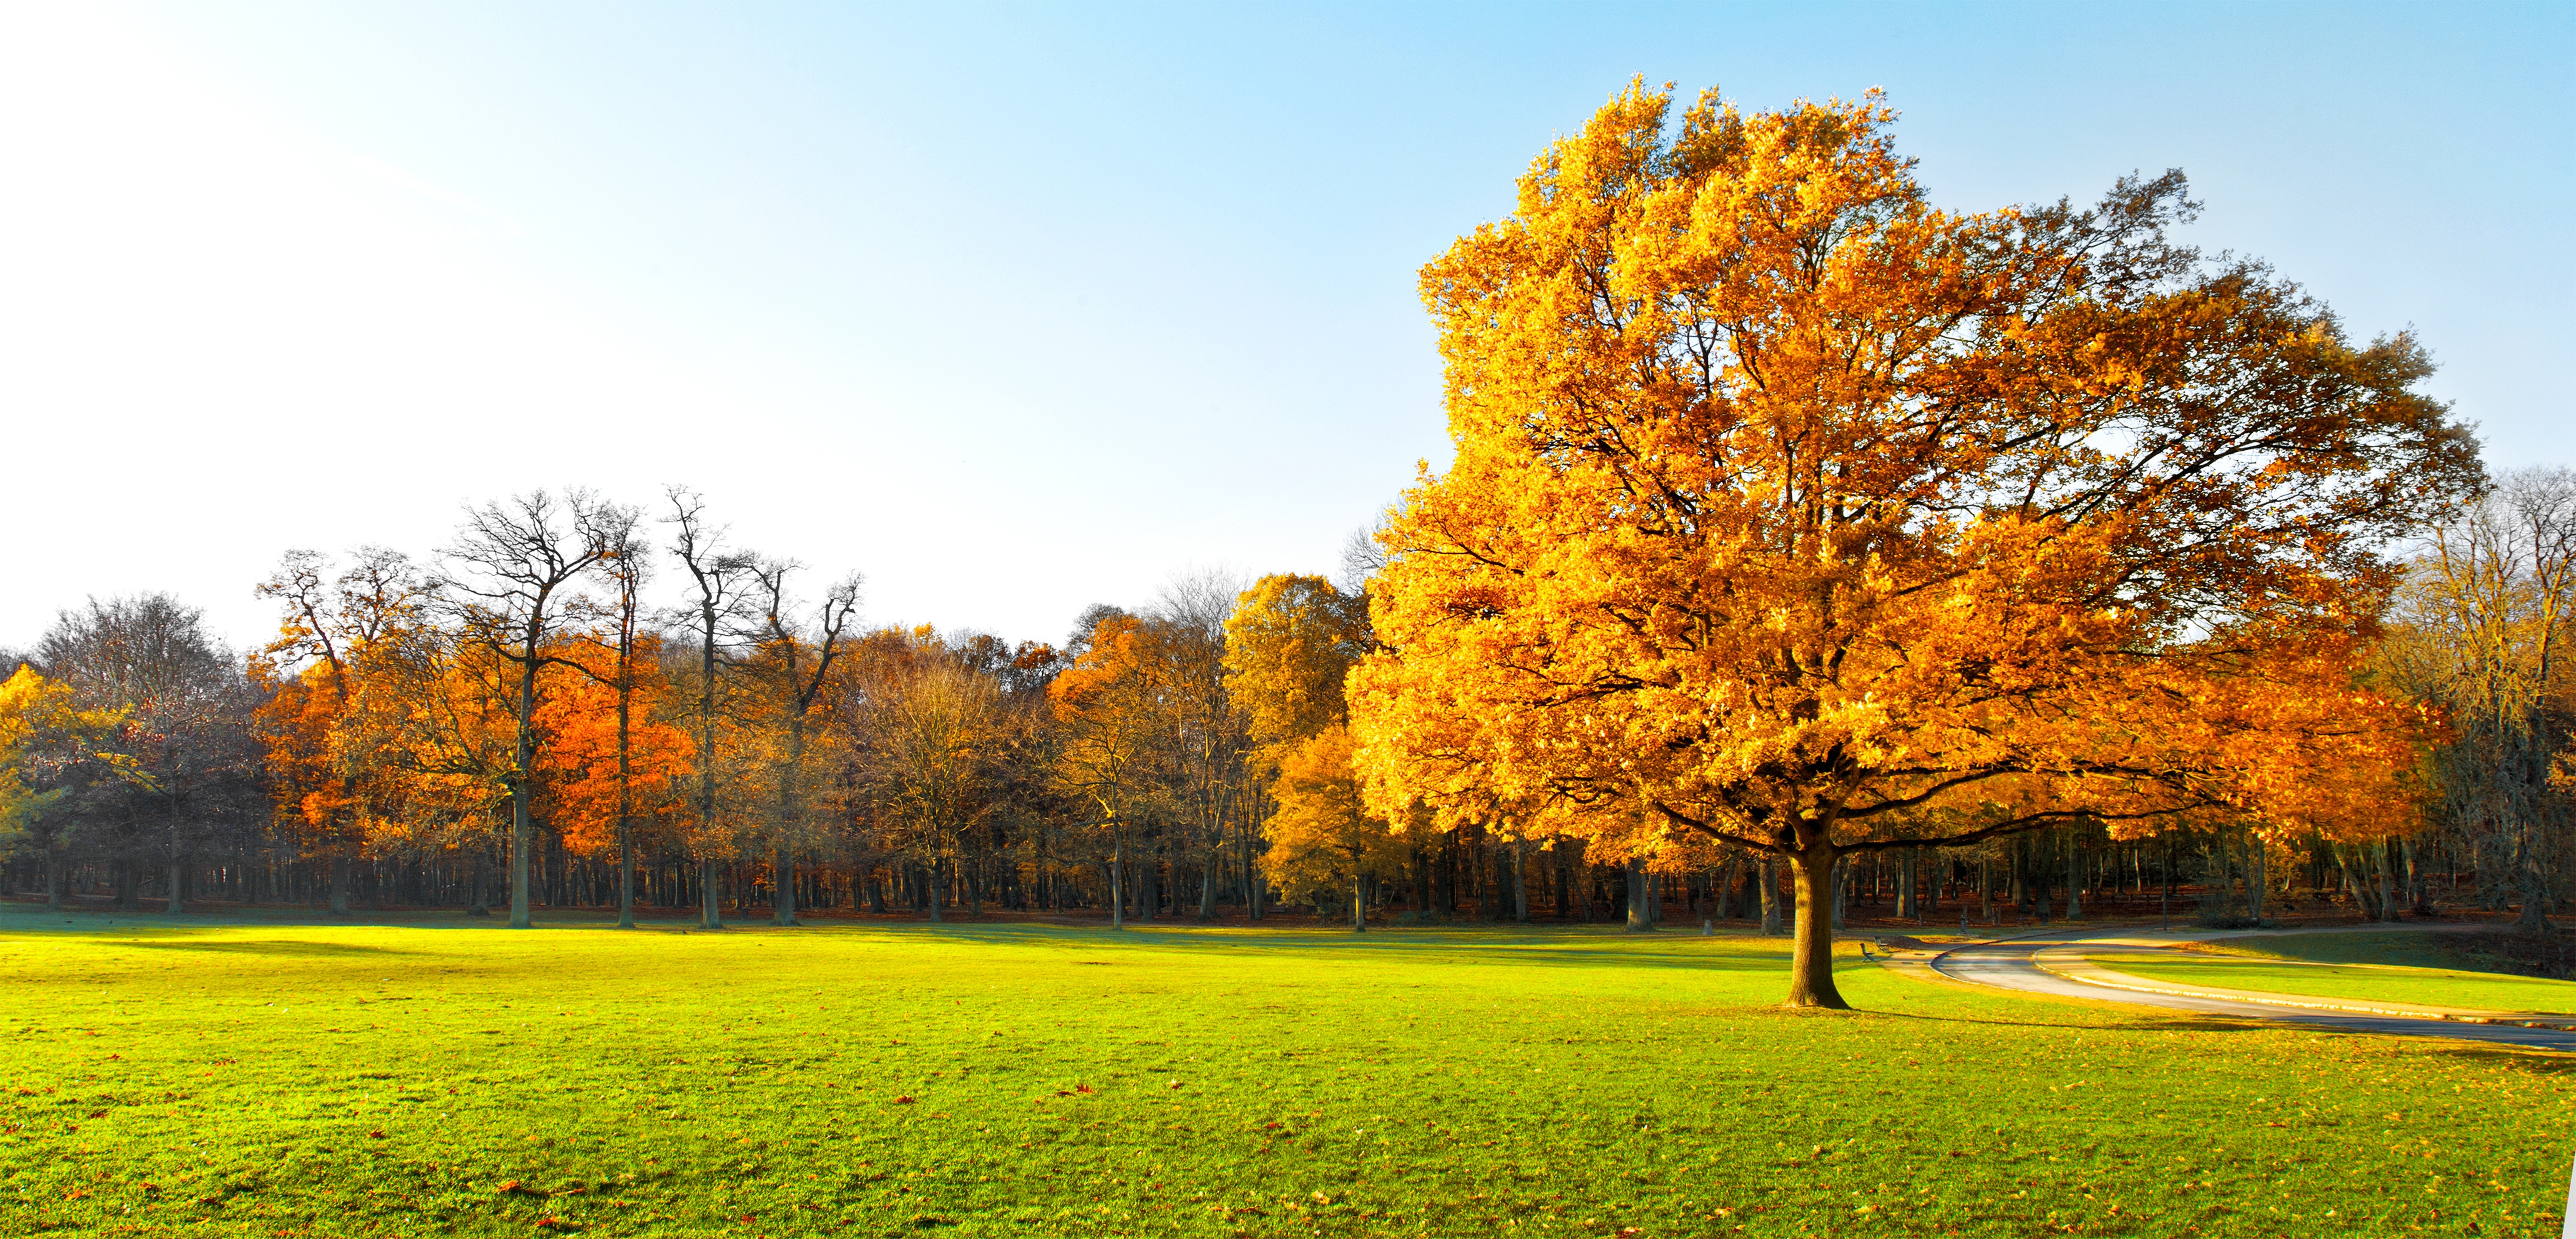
2376,838,2400,924
1759,856,1783,935
508,646,539,929
2065,834,2084,921
1109,829,1125,930
1511,836,1528,923
1786,849,1847,1009
1624,855,1648,931
700,857,725,929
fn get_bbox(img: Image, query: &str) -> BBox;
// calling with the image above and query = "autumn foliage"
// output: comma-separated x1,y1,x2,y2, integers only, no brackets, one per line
1347,83,2479,1005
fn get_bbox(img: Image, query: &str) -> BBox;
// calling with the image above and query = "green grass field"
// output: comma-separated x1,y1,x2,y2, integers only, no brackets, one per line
4,906,2575,1238
2090,932,2576,1016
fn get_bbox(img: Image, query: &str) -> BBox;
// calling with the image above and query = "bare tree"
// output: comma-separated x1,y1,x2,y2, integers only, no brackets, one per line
568,522,653,929
1153,569,1250,920
2395,468,2576,932
745,558,861,926
441,490,632,929
664,487,755,930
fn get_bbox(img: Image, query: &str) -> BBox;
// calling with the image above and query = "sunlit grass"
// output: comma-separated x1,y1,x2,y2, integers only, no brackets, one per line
3,904,2572,1236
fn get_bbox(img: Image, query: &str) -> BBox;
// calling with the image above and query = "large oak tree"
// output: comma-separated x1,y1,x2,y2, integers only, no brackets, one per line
1349,84,2477,1007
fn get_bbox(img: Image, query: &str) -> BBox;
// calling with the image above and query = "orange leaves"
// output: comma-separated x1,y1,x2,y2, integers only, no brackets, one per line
527,635,694,859
1352,80,2471,883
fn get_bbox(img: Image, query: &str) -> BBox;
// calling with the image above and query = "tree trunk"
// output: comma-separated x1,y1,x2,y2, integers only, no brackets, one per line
2065,834,2084,921
1786,850,1847,1009
700,857,725,929
1760,856,1783,935
1109,830,1125,930
330,854,351,915
1350,856,1366,933
508,650,539,929
773,715,804,927
1511,836,1528,923
165,856,184,915
1624,855,1648,932
2246,836,2267,920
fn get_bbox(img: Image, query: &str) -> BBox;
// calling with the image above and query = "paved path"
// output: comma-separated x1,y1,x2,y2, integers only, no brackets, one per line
1927,924,2576,1052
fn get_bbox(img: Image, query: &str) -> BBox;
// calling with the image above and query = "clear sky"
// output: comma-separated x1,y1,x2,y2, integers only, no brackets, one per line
3,1,2566,654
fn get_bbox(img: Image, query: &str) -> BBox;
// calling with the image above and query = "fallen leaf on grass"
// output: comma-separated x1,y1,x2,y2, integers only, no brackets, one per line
496,1180,545,1197
892,1096,915,1105
368,1130,386,1140
1075,1085,1094,1095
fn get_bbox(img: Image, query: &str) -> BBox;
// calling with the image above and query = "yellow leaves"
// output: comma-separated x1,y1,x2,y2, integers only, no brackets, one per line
1223,575,1368,752
1353,79,2461,867
1262,725,1409,903
0,668,135,839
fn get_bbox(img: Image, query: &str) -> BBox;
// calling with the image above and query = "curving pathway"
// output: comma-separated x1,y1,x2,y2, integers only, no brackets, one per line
1926,924,2576,1052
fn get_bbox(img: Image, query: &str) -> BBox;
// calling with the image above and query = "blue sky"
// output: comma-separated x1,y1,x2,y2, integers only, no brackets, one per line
2,1,2565,651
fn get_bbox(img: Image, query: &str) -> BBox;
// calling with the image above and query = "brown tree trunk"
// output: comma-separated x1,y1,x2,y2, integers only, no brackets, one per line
1511,836,1528,923
615,668,636,930
2066,834,2085,921
1760,856,1783,935
1109,829,1125,930
1786,849,1848,1009
508,650,538,929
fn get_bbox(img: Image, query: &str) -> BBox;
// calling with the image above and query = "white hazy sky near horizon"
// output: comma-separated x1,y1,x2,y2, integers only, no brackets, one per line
3,1,2568,656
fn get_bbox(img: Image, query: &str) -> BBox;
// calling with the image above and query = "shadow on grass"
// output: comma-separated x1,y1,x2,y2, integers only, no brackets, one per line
858,920,1806,972
116,940,424,957
1851,1006,2282,1035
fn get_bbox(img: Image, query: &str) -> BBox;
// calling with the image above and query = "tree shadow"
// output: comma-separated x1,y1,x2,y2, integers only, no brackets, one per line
116,940,421,957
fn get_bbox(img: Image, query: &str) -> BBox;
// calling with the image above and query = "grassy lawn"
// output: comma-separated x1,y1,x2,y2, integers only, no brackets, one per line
4,907,2574,1237
2090,933,2576,1017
